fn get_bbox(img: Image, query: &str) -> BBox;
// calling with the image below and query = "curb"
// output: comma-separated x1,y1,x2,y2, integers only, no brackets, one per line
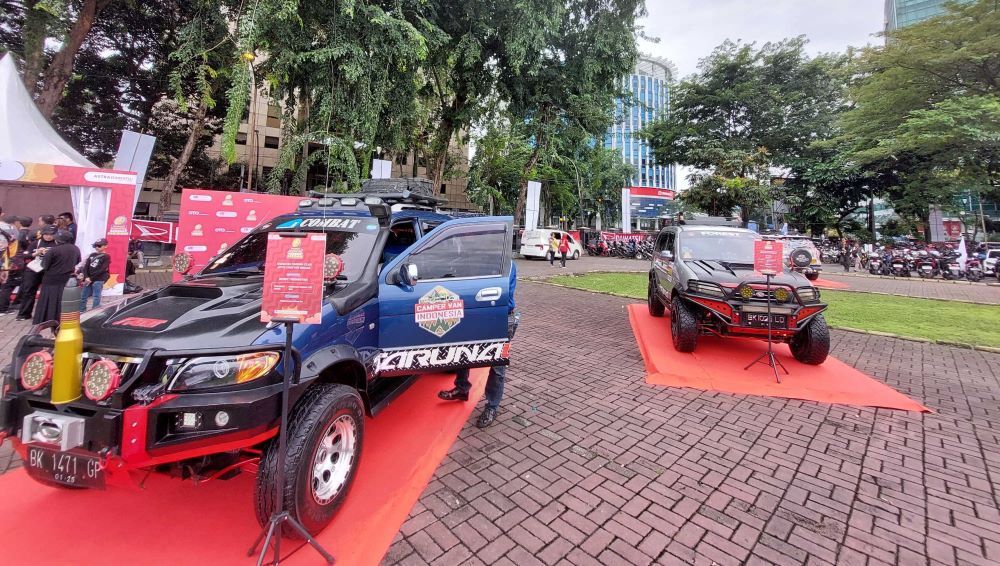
530,277,1000,355
824,288,1000,306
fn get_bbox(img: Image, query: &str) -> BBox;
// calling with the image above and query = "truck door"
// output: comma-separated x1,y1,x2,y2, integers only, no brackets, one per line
374,216,514,376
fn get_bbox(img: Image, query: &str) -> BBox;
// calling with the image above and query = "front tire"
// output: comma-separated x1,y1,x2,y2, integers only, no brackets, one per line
647,278,665,317
790,314,830,365
670,298,699,353
572,250,580,260
255,383,365,537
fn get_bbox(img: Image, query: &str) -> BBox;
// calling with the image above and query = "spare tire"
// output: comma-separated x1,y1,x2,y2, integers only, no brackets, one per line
790,248,813,268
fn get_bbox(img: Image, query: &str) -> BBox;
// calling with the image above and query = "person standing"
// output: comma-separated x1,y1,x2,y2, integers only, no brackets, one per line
548,234,559,266
438,262,519,428
841,242,851,272
15,225,57,320
0,216,29,315
558,233,570,268
33,231,81,325
57,212,77,244
80,238,110,311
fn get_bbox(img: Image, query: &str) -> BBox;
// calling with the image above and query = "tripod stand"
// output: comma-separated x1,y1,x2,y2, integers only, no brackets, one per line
743,273,788,383
249,320,335,566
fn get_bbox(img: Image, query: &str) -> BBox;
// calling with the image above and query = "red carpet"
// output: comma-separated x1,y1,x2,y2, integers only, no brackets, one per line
813,278,849,290
628,304,928,412
0,369,487,565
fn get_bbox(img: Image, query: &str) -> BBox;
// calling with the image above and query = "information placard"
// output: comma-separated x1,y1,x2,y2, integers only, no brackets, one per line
753,239,784,275
261,233,326,324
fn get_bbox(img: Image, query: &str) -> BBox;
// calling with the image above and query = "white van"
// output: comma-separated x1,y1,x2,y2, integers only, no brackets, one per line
519,229,583,260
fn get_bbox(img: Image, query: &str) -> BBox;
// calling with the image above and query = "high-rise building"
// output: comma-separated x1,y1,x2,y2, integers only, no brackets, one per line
605,55,678,230
884,0,972,32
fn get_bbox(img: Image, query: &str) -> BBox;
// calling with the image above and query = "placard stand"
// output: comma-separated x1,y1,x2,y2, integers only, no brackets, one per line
743,272,788,383
249,318,335,566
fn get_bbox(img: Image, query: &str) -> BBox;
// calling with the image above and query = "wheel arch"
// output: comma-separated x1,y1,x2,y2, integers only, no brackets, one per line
301,345,369,412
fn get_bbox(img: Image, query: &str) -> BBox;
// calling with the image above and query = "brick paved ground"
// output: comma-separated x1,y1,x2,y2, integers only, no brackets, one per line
515,255,646,279
385,282,1000,565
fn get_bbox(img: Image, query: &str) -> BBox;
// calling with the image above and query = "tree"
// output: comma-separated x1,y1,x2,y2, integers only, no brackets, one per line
503,0,645,224
646,38,846,225
839,0,1000,236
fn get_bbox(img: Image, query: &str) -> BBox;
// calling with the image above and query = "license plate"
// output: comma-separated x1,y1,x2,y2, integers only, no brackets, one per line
744,313,787,328
25,445,105,489
921,265,931,270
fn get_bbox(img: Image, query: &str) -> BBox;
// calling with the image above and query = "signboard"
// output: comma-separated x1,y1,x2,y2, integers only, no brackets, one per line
175,188,301,280
525,181,541,230
261,233,326,324
943,220,963,240
753,240,784,275
0,160,137,189
130,219,175,243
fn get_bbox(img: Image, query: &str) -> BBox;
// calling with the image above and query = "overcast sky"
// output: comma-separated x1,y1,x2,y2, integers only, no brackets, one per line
637,0,884,188
639,0,885,79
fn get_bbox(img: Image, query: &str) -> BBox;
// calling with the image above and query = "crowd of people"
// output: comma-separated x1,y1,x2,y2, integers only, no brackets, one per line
0,207,111,326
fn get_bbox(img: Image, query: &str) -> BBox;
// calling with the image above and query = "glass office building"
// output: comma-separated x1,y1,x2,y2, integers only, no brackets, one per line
605,55,678,225
884,0,971,31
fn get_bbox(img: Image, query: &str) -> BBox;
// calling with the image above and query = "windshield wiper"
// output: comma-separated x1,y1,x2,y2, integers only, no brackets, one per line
202,266,264,277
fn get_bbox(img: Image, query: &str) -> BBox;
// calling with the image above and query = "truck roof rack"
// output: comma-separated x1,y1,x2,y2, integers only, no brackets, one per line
306,190,445,210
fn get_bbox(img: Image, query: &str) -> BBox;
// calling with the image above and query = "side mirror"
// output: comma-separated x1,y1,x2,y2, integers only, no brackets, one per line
399,263,419,286
658,250,673,262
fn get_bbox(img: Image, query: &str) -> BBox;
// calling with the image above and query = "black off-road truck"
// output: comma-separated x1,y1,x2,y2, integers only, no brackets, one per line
646,225,830,364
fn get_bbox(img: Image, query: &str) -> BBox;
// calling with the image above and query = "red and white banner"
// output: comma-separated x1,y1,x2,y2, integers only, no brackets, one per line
599,231,654,242
130,219,176,243
175,188,302,280
753,240,784,275
0,160,137,189
261,233,326,325
629,186,676,200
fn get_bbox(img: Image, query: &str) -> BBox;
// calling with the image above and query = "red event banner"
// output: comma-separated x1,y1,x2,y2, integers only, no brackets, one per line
754,240,784,274
175,188,302,280
628,186,677,200
261,233,326,324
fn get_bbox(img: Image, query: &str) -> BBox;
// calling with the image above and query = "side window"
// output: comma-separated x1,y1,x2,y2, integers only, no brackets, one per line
410,224,506,280
384,220,417,263
665,233,676,255
655,233,669,252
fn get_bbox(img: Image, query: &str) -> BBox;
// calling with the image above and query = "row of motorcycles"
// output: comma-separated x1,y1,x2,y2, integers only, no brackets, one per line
587,237,654,260
859,249,985,282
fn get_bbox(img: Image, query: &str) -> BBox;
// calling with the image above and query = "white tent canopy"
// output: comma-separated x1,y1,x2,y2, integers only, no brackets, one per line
0,53,94,167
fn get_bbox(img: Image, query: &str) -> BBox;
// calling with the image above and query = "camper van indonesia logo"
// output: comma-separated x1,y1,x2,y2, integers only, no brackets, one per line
415,286,464,337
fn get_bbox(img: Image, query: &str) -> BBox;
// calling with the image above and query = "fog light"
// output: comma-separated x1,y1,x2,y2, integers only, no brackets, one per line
83,360,121,402
175,412,202,431
737,284,753,301
20,351,53,391
215,411,230,427
774,287,790,303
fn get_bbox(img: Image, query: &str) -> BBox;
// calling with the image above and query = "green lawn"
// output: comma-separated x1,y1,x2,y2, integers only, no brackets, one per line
547,272,1000,348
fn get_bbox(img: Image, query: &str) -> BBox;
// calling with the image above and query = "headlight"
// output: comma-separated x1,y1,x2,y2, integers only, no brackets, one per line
83,360,122,401
797,286,820,302
687,280,726,298
20,351,53,391
168,352,280,391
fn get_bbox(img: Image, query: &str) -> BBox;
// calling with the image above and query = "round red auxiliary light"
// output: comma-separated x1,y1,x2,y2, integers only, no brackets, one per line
20,351,53,391
173,252,193,274
324,253,345,281
83,360,122,402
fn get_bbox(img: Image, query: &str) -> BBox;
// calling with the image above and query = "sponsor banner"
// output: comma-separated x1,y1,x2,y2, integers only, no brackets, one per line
629,186,676,200
175,188,302,280
130,219,175,243
754,240,784,275
599,231,653,242
261,233,326,324
415,286,464,337
0,160,137,189
372,340,510,376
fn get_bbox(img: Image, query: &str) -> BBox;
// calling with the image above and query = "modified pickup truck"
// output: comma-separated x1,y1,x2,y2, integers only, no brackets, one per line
0,191,514,536
647,224,830,364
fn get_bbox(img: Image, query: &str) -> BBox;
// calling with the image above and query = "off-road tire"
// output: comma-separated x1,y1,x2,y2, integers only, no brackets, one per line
255,383,365,537
670,298,699,353
790,314,830,365
647,278,665,317
805,272,819,281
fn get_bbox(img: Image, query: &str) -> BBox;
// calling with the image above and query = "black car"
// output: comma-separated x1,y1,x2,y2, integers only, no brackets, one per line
646,225,830,364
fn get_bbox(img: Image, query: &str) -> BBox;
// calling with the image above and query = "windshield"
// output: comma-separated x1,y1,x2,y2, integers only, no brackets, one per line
677,230,760,263
200,229,377,281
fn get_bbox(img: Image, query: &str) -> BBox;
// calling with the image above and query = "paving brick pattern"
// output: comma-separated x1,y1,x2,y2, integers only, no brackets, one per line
385,282,1000,565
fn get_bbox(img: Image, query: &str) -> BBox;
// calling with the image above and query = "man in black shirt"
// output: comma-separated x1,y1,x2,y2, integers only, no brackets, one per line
57,212,77,244
80,238,111,311
0,216,29,315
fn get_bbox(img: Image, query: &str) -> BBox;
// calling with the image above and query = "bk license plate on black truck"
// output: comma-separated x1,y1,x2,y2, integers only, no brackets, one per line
26,445,106,489
744,313,787,328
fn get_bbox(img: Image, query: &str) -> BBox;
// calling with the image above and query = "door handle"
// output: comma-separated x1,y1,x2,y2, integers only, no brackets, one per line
476,287,502,302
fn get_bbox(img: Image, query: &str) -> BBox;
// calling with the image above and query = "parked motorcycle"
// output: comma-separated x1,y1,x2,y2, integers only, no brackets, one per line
941,254,964,280
965,258,983,282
